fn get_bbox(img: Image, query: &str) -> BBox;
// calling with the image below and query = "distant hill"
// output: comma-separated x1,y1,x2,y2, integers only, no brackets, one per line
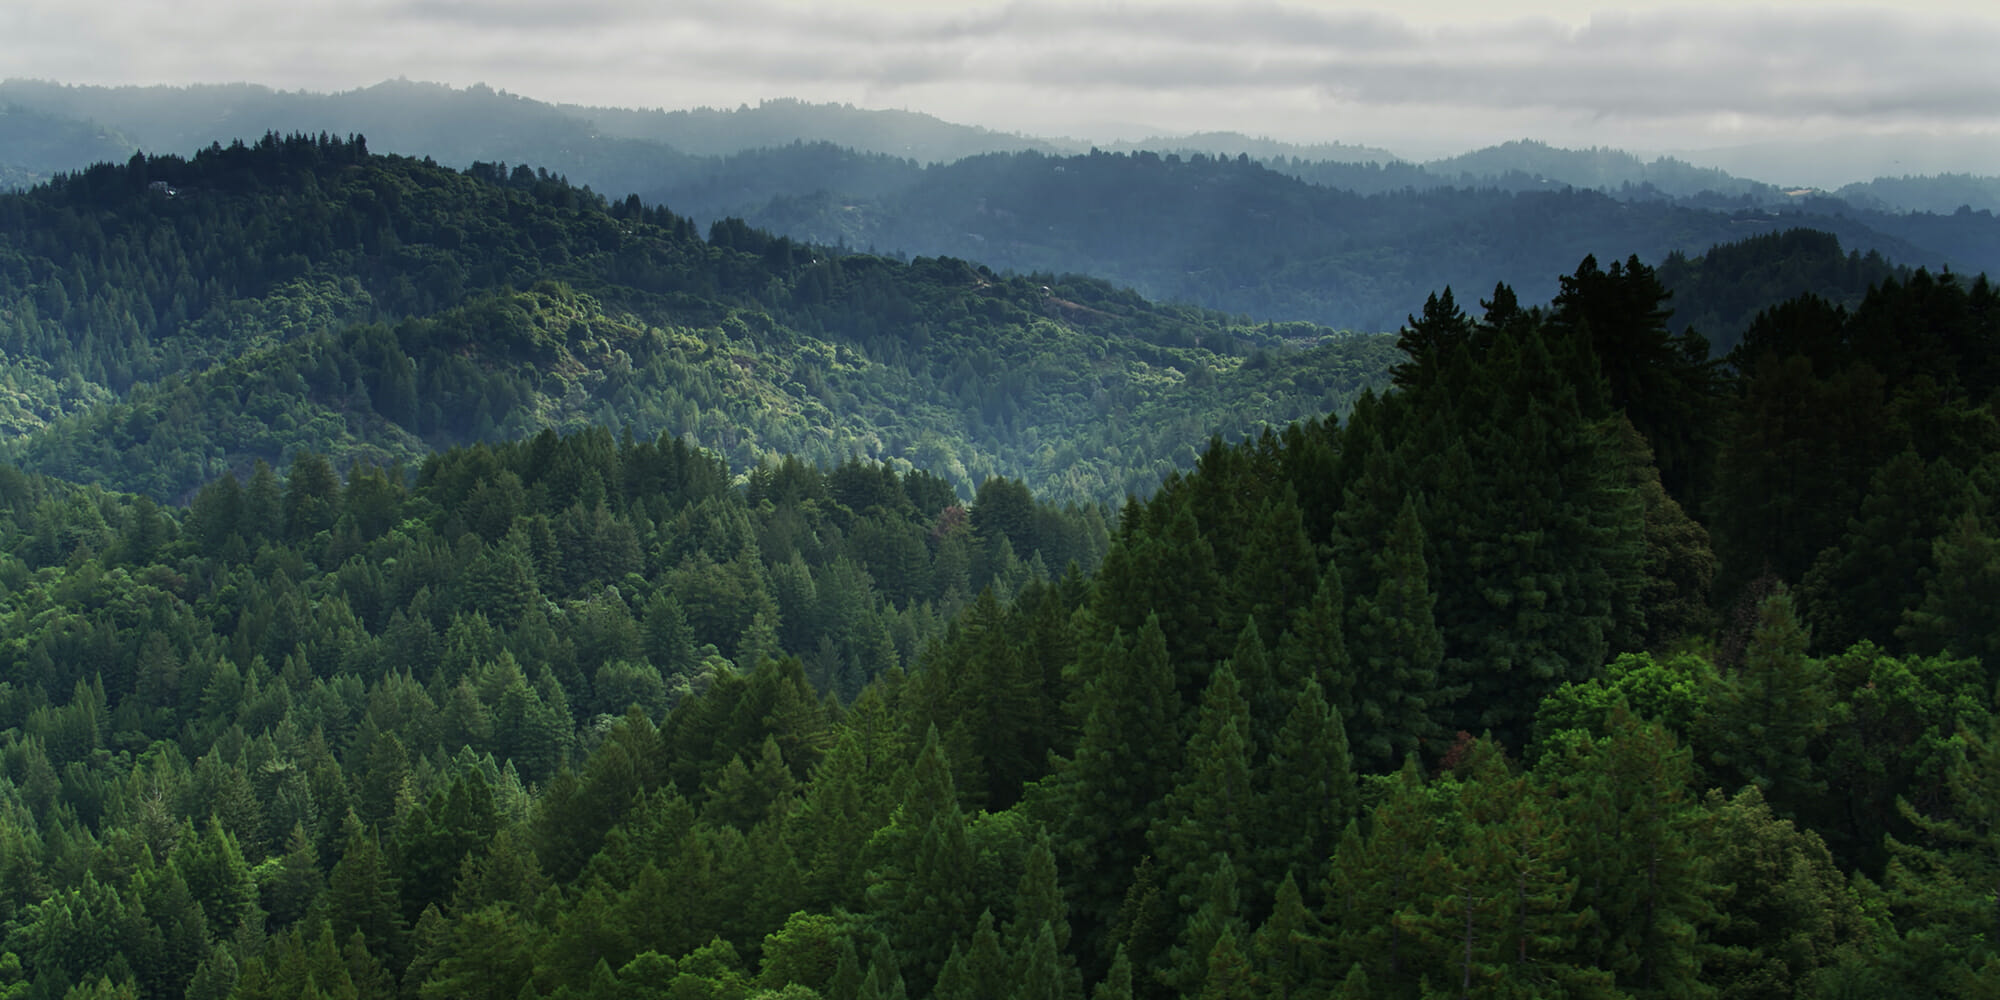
1835,174,2000,215
572,96,1061,162
1655,228,1907,354
1102,131,1403,164
735,148,1986,332
0,133,1394,504
1421,140,1779,200
0,102,133,189
3,80,1995,337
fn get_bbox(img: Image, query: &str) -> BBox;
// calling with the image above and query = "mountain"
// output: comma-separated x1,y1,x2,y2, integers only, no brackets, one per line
571,95,1062,162
1656,228,1908,353
1420,139,1779,200
735,147,1982,332
0,102,132,190
1101,130,1403,164
0,132,1393,505
6,80,1997,339
1835,173,2000,215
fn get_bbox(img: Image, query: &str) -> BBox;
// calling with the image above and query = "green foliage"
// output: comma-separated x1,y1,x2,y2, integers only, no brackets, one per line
0,141,1395,508
0,179,1994,999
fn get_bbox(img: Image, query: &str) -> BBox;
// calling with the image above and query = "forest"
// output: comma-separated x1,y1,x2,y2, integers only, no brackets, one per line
0,133,1391,506
2,132,2000,1000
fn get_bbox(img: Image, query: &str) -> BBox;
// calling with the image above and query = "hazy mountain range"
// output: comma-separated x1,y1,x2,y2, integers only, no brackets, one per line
3,78,1994,334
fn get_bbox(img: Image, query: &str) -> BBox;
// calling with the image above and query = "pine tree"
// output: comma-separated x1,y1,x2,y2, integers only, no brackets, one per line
327,819,407,970
1704,586,1829,820
1324,758,1439,992
1258,678,1356,901
1900,510,2000,671
1007,832,1079,1000
174,817,257,940
864,727,978,995
1149,663,1257,919
1345,498,1444,770
1195,927,1255,1000
1275,561,1353,737
1248,875,1321,1000
1054,617,1181,968
1161,856,1246,997
1556,705,1714,996
1013,921,1073,1000
1090,947,1133,1000
1227,491,1320,660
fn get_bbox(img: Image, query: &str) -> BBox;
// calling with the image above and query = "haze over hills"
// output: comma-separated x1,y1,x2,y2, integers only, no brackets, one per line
9,79,1998,201
4,79,1996,340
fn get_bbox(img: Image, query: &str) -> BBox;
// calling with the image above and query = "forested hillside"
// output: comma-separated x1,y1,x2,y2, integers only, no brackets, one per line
2,197,1999,1000
0,133,1393,505
737,148,1996,332
5,82,1997,335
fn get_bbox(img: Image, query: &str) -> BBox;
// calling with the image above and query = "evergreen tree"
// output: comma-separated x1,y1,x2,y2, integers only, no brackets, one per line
1275,561,1353,738
864,727,978,994
1053,617,1181,969
327,819,408,970
1258,678,1356,898
1344,497,1445,769
1247,875,1321,1000
1148,663,1257,919
1161,857,1246,998
1555,705,1714,997
1900,510,2000,671
1703,587,1829,820
1324,759,1441,993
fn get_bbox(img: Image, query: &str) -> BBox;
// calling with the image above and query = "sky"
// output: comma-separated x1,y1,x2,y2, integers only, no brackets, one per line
5,0,1997,182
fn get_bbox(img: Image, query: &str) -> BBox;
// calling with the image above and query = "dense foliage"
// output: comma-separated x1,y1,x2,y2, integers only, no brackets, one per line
4,102,2000,999
2,220,1999,999
0,133,1393,505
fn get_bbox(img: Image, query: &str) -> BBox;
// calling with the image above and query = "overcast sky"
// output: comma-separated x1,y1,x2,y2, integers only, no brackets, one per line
5,1,1997,178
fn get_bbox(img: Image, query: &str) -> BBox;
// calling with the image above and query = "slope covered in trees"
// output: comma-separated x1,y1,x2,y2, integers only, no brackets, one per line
6,81,1997,337
0,132,1393,505
3,235,1999,999
739,148,1994,332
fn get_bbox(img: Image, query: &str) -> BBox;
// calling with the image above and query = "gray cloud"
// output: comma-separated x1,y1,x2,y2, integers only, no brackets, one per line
7,1,1996,162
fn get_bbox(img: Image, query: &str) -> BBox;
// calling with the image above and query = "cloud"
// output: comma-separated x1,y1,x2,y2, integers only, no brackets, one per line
7,0,1997,154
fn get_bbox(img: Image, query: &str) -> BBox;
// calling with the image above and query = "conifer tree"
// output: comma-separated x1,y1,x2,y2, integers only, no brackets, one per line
1007,831,1080,999
1162,856,1246,997
864,727,978,995
327,819,407,970
1276,561,1353,735
1345,498,1444,769
1556,705,1714,996
1900,510,2000,670
1149,663,1257,918
1054,617,1180,968
1194,927,1255,1000
1324,758,1439,992
1703,586,1829,819
1258,678,1355,899
1091,947,1133,1000
964,910,1010,1000
1014,922,1074,1000
827,937,865,1000
1227,491,1320,658
1223,620,1280,756
1248,875,1321,1000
